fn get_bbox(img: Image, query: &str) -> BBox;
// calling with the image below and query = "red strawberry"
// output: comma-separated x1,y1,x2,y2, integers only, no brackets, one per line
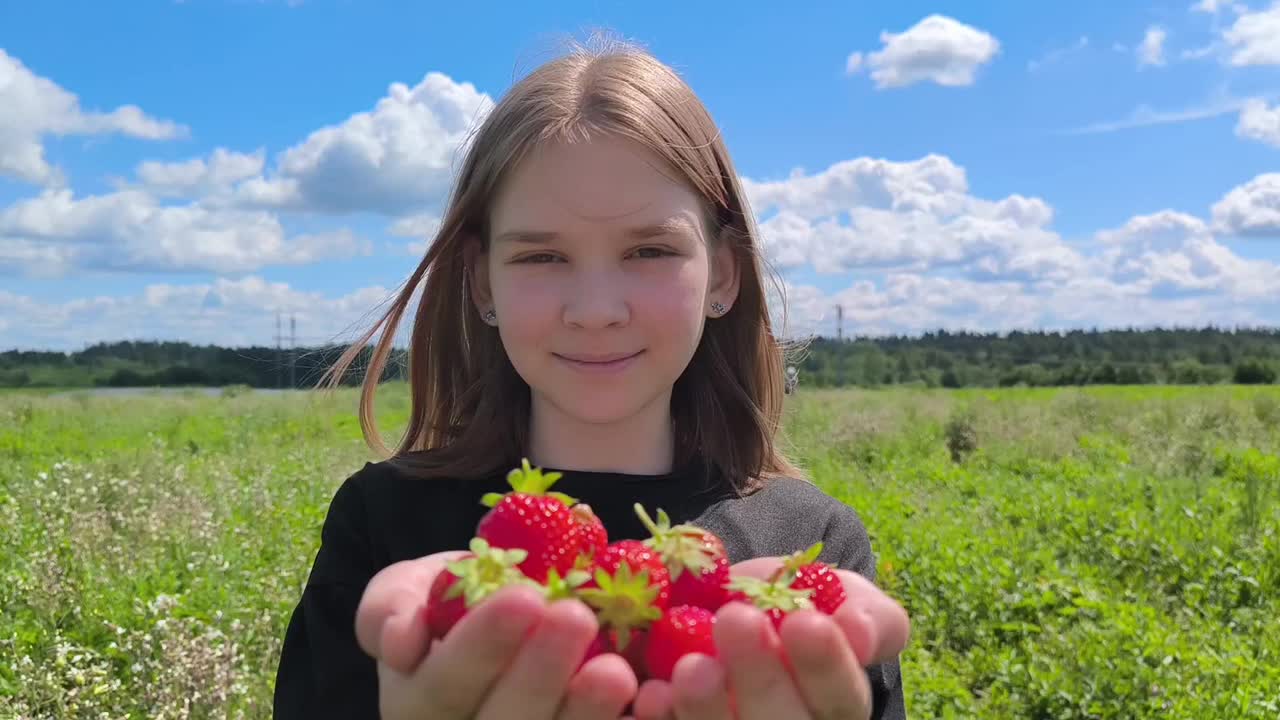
634,504,730,611
578,540,670,659
724,576,814,631
577,626,651,679
784,545,847,615
424,538,535,640
577,630,612,670
644,605,718,682
724,542,845,631
571,503,609,568
476,459,581,583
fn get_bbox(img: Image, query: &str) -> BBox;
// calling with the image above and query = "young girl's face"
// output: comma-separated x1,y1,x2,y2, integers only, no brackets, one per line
474,134,737,427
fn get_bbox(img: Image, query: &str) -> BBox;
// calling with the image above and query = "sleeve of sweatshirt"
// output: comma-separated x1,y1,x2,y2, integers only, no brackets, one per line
272,467,382,719
827,503,908,720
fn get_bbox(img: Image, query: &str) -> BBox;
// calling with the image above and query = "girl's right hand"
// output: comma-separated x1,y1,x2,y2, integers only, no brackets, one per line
356,553,639,719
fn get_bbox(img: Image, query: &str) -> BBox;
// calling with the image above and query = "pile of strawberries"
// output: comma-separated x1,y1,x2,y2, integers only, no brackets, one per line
424,459,848,682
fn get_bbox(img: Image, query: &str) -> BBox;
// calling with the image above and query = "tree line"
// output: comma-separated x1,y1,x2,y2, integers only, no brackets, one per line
1,326,1277,390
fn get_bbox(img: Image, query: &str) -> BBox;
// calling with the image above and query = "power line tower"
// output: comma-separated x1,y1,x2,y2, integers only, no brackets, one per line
274,312,283,389
289,314,297,390
835,305,844,342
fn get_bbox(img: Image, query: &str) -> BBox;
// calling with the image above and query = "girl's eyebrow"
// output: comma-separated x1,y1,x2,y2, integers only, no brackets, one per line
494,216,700,246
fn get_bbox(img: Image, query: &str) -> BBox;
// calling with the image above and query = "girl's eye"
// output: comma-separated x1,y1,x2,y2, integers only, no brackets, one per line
515,253,562,264
632,247,673,259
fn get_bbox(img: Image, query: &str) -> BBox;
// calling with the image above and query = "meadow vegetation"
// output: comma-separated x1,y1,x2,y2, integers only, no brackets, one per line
1,383,1276,718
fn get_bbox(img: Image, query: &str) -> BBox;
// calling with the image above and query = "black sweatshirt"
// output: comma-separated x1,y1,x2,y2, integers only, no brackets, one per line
273,452,907,718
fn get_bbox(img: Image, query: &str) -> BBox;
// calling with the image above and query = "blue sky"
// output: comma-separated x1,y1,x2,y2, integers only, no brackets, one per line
2,0,1279,351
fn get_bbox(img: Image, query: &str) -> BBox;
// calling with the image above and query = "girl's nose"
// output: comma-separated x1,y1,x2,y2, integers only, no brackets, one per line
561,272,630,329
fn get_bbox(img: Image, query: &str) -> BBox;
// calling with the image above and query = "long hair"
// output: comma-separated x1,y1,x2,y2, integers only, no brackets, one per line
319,34,806,493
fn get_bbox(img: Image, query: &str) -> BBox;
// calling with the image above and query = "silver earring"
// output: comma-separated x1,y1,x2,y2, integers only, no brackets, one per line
711,302,727,316
483,309,497,324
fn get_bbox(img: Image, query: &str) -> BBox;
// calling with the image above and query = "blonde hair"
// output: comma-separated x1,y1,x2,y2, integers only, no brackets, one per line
321,34,805,493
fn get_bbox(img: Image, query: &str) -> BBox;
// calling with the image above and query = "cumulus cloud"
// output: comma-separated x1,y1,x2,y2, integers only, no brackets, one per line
1236,98,1280,147
743,154,1081,282
1223,2,1280,66
1211,173,1280,236
0,49,186,186
130,148,266,198
847,15,1000,89
232,72,494,215
1092,210,1280,301
0,188,369,275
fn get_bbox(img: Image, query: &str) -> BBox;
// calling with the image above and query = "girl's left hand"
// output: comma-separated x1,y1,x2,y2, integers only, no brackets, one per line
627,556,910,720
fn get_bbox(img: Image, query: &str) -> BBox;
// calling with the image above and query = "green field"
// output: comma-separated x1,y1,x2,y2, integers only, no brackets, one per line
2,384,1278,718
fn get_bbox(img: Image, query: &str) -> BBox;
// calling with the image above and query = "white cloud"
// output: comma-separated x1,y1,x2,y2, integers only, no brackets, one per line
0,49,186,186
744,154,1081,282
1094,210,1280,299
131,148,266,198
233,72,494,215
1064,97,1252,134
0,188,370,275
772,265,1275,342
0,276,406,352
1236,98,1280,147
1211,173,1280,236
1223,2,1280,66
1138,26,1168,66
389,213,443,255
848,15,1000,89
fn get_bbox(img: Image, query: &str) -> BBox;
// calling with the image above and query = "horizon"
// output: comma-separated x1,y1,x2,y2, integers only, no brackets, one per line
8,322,1280,356
2,1,1279,352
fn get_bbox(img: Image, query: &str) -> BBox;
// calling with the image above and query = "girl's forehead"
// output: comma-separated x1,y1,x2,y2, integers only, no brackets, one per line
490,136,704,232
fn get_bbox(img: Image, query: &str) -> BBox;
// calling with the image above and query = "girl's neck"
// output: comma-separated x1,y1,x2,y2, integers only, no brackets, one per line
525,392,675,476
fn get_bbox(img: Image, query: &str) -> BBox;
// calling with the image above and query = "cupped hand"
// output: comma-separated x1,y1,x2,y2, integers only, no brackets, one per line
355,553,641,719
630,556,910,720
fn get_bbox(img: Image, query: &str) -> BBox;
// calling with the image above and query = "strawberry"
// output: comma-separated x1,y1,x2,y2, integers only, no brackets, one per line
644,605,718,682
570,503,609,568
783,543,847,615
424,537,535,640
724,542,846,630
476,458,581,583
578,540,670,659
634,504,730,611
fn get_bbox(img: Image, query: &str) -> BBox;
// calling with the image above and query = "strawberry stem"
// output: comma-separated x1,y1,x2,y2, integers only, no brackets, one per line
481,457,578,508
579,562,662,651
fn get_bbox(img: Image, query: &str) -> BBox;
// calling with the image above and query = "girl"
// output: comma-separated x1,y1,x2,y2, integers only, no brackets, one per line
274,36,910,720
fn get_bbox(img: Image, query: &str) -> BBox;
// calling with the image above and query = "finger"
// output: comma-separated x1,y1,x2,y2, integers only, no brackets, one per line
728,556,784,581
475,598,600,720
413,584,547,718
378,606,431,675
356,551,469,662
779,610,871,720
669,653,734,720
714,602,810,720
632,679,675,720
831,569,911,666
556,653,639,720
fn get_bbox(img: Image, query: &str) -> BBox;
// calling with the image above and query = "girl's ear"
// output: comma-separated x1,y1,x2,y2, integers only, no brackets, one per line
463,236,494,315
708,226,741,316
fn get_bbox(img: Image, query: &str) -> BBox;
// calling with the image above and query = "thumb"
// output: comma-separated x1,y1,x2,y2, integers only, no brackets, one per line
355,551,470,670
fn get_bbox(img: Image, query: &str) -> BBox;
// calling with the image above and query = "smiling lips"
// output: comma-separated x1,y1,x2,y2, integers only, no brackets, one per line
555,350,644,373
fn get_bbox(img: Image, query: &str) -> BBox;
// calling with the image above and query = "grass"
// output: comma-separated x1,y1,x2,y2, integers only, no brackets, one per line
1,383,1277,718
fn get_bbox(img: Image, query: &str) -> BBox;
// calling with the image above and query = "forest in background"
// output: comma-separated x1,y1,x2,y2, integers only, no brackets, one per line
1,326,1278,389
